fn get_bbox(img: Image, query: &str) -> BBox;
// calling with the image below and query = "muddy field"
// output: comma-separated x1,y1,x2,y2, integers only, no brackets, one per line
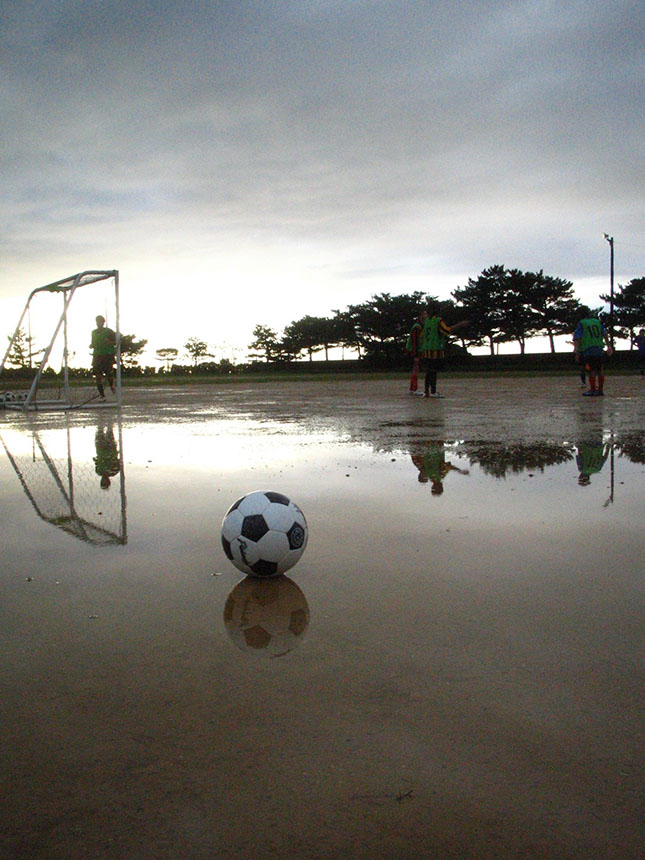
1,374,643,859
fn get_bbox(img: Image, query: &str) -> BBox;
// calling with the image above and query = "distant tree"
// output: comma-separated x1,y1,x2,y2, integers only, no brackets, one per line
601,277,645,345
119,334,148,369
184,337,213,366
248,325,280,363
495,268,543,354
317,316,343,360
452,265,508,354
282,316,327,361
4,327,42,369
454,265,583,353
331,309,361,358
346,292,428,364
525,270,583,352
277,330,302,362
155,347,179,371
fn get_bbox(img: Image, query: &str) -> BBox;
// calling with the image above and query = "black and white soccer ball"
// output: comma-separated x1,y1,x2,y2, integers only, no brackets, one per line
223,576,310,658
2,391,28,403
221,490,308,578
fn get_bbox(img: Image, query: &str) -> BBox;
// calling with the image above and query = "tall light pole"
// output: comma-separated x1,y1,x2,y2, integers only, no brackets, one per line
603,233,614,348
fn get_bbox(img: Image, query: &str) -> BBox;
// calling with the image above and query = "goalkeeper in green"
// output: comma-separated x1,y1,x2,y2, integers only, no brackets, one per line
90,315,116,401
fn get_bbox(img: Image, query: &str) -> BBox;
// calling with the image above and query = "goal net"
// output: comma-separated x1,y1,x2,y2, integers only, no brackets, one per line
1,270,121,411
0,421,127,546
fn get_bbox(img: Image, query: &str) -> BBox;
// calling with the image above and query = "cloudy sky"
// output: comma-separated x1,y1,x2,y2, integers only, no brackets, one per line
2,0,643,362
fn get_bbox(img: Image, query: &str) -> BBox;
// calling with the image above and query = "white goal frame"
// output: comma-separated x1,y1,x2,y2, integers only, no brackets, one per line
1,270,121,411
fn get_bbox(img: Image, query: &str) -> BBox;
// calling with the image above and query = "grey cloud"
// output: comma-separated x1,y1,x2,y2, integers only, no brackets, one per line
1,0,643,288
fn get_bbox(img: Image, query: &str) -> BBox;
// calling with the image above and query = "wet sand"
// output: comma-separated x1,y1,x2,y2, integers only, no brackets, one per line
1,375,643,859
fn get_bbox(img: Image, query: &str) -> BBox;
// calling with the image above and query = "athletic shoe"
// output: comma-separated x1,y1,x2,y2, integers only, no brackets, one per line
414,390,425,396
582,390,597,396
98,395,106,402
430,392,445,398
597,390,604,396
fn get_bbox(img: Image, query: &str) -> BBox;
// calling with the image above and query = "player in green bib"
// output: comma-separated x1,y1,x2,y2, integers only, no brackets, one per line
90,315,117,401
573,316,612,396
420,304,468,397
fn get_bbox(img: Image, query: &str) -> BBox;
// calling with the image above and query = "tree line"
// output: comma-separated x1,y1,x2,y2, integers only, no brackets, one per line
4,266,644,371
247,266,644,363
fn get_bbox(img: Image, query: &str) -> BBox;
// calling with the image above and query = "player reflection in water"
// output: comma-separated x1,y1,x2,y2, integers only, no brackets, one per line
94,422,120,489
411,441,469,494
575,437,611,486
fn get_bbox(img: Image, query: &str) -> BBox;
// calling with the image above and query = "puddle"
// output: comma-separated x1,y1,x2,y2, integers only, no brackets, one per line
1,379,643,859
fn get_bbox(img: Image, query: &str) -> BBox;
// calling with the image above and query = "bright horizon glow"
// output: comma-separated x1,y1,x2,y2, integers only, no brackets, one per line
2,268,631,371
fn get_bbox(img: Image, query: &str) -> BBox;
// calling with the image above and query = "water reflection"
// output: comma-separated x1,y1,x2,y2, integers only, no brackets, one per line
575,438,610,487
223,575,310,659
615,432,645,464
396,425,643,485
0,416,127,546
94,421,121,489
456,440,574,479
410,441,469,494
395,430,644,507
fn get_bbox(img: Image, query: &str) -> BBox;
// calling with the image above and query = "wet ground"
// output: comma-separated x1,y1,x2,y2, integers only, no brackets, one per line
1,375,643,859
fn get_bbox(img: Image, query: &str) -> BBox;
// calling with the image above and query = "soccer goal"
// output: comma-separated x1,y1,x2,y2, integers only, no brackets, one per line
0,270,121,411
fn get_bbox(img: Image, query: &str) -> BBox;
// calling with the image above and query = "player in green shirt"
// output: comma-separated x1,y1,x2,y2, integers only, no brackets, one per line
573,316,612,396
420,304,468,397
90,315,116,401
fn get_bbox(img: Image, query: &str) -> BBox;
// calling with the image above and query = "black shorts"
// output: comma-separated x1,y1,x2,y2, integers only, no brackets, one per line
583,349,604,372
92,355,114,375
425,357,445,372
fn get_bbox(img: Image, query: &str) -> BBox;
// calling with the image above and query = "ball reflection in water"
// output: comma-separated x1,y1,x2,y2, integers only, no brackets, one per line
223,575,310,659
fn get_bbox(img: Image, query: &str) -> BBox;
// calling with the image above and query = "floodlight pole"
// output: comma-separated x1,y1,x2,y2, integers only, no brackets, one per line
603,233,614,348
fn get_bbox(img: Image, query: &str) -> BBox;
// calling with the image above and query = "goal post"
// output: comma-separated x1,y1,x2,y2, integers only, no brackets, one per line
1,270,121,411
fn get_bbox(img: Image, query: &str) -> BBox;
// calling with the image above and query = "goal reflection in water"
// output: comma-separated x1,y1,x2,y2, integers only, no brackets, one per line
0,415,127,546
223,575,310,659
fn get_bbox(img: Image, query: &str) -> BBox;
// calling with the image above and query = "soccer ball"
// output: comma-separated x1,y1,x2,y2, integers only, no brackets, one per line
223,575,310,658
221,490,308,578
